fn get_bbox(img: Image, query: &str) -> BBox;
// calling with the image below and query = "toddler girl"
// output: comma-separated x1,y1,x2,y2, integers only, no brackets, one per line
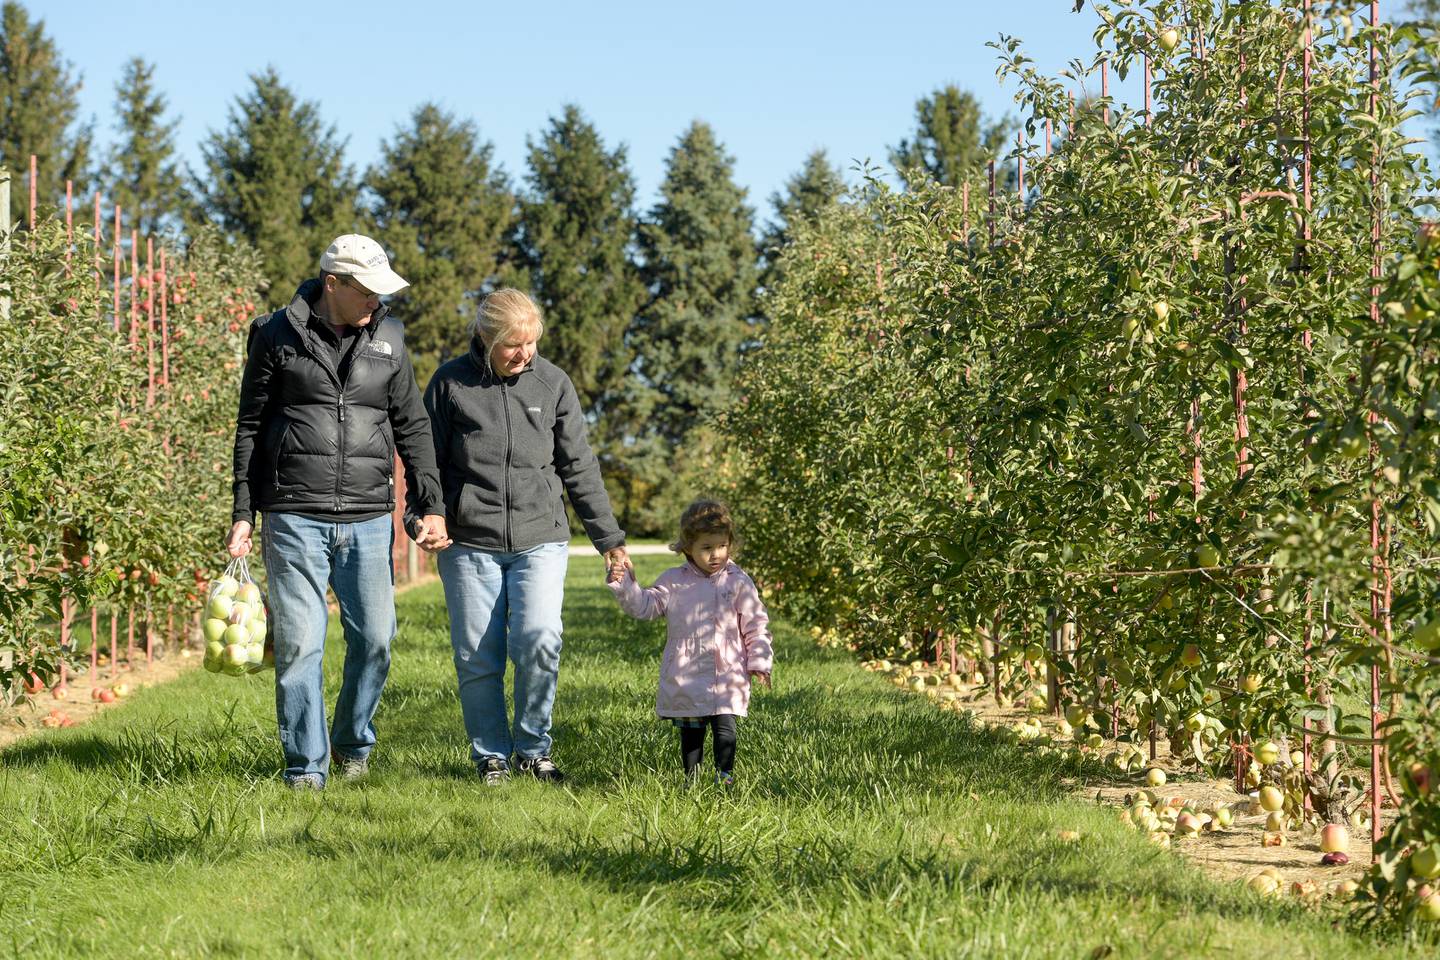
607,499,772,784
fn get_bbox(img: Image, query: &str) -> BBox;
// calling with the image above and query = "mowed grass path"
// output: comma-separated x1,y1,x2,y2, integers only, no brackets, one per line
0,554,1425,959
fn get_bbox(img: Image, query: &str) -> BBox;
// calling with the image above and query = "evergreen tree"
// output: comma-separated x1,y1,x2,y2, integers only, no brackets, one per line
618,121,759,532
194,68,357,298
634,120,758,449
889,85,1013,190
104,57,185,239
512,104,643,408
367,103,514,383
0,1,91,226
758,149,846,295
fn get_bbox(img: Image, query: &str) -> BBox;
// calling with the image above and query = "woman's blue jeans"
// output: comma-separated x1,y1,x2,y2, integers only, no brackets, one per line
437,541,569,767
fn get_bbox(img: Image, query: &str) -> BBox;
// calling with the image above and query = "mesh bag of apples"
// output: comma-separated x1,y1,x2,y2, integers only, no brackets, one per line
200,558,272,677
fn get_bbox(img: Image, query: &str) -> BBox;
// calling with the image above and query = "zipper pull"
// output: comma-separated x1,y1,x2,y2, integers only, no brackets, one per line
338,398,346,422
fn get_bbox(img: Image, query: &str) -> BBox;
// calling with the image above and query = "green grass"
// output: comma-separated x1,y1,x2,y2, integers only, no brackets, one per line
0,554,1427,958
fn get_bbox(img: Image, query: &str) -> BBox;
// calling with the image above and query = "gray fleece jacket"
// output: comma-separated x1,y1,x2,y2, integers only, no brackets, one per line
422,338,625,553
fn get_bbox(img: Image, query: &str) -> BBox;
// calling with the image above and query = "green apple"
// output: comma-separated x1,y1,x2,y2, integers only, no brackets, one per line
202,618,229,645
1255,740,1280,765
248,619,267,643
206,595,234,621
221,642,249,673
1240,674,1261,694
1194,544,1221,568
1258,785,1284,812
1146,767,1167,787
1179,644,1202,668
1159,28,1180,52
1413,843,1440,879
223,624,249,646
236,582,262,605
212,575,239,599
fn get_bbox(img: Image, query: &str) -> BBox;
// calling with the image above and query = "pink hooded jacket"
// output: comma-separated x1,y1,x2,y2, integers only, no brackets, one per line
608,559,774,718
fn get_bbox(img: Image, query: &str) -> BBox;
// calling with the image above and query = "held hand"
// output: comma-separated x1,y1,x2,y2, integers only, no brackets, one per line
226,521,253,558
606,561,627,584
749,671,772,690
603,546,632,575
416,514,452,553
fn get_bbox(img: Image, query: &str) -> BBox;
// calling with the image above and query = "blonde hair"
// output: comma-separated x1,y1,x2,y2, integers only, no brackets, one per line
670,499,740,556
472,288,544,347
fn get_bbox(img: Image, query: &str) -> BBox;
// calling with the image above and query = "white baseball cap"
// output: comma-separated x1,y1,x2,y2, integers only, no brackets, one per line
320,234,408,296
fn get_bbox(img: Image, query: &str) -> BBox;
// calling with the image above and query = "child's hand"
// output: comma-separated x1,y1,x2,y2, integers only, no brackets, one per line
749,670,771,689
606,561,626,584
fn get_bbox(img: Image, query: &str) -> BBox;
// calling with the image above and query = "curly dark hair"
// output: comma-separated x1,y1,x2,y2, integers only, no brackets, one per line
670,499,740,555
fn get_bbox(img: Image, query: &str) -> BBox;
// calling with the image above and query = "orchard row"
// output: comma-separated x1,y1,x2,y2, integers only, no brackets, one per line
718,0,1440,928
1,211,265,704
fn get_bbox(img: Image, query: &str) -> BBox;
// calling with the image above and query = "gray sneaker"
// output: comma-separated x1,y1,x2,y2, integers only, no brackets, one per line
478,757,510,786
333,753,369,781
285,773,325,791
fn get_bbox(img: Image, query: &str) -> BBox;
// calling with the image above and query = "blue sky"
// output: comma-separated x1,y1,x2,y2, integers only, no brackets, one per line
35,0,1132,220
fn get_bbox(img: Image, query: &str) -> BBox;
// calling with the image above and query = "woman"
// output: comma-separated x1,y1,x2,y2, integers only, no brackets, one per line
425,289,629,785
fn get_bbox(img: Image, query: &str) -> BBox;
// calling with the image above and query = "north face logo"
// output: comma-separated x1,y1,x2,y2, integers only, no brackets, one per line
371,341,393,355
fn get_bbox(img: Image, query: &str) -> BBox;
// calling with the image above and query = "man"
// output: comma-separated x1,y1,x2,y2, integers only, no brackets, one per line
227,234,450,790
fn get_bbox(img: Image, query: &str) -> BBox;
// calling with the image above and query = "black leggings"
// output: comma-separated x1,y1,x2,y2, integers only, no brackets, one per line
679,715,737,776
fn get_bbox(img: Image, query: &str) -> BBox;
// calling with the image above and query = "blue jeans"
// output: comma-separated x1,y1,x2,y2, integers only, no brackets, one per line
437,541,568,766
261,513,396,783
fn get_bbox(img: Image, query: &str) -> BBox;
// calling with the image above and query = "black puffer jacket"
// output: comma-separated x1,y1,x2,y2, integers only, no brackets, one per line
231,280,443,525
424,338,624,553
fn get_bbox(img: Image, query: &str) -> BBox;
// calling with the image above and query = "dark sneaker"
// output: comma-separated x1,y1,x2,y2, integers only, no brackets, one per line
515,755,565,783
333,753,369,781
285,773,325,792
478,757,510,787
